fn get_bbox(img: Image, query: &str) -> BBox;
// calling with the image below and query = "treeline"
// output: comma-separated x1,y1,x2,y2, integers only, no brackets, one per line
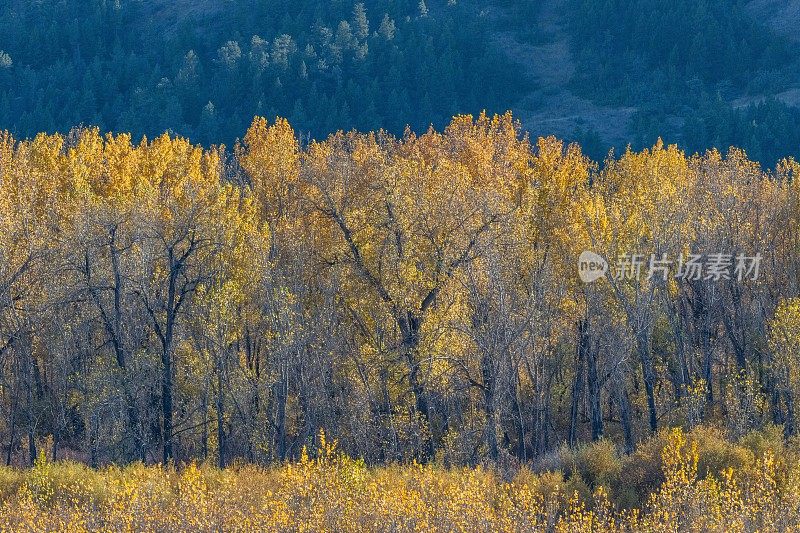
0,113,799,468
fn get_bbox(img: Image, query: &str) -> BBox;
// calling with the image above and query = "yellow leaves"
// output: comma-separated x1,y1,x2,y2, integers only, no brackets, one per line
661,428,699,485
0,130,13,178
178,463,209,529
238,116,299,222
770,298,800,351
0,432,798,532
100,132,136,196
441,111,532,204
592,140,695,256
28,132,65,179
526,136,592,263
769,298,800,387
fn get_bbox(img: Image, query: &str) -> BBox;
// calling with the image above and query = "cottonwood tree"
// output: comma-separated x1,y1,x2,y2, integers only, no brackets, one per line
583,141,695,434
294,114,528,459
131,136,227,463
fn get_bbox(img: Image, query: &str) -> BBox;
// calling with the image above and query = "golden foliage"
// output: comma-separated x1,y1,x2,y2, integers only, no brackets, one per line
0,428,795,532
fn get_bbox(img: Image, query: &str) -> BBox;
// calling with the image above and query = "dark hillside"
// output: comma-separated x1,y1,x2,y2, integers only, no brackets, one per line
0,0,798,164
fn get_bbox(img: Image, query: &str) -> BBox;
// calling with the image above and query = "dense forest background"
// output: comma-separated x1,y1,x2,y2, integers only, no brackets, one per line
1,0,799,166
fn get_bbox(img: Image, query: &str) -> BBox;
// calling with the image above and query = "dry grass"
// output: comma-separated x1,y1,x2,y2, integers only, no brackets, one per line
0,428,799,532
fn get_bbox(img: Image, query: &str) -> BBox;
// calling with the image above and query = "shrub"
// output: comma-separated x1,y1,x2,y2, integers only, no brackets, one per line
0,425,797,531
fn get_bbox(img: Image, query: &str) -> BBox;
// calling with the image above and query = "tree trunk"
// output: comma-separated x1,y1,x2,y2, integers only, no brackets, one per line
22,339,37,466
274,364,288,461
161,344,173,463
402,313,435,460
618,386,635,454
111,231,145,462
407,349,434,459
124,388,144,462
568,323,586,447
481,353,499,461
785,389,796,437
587,342,603,441
216,355,226,468
510,373,526,461
6,390,15,466
160,250,182,464
89,412,99,468
378,367,398,462
702,314,714,403
635,333,658,433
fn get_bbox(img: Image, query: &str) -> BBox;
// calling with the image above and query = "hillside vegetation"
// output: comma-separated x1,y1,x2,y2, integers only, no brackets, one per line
0,0,799,164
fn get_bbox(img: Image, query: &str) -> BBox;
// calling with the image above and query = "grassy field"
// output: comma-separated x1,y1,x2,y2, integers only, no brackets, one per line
0,428,798,532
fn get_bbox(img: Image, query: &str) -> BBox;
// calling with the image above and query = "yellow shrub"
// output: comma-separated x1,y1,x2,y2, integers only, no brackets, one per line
0,426,798,532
